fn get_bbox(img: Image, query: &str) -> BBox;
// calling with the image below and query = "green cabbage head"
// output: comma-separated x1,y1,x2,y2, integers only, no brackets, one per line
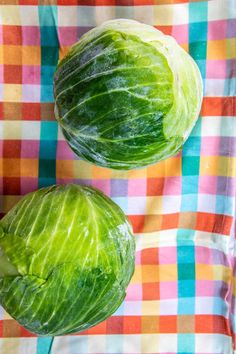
54,19,203,170
0,184,135,336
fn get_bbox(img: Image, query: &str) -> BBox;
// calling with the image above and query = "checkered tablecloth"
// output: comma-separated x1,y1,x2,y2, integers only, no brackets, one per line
0,0,235,353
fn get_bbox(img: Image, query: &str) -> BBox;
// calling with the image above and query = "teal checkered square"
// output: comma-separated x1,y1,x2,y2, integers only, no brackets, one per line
178,280,195,297
182,156,200,176
40,141,57,160
178,264,195,280
41,85,54,102
182,137,201,157
189,22,208,42
40,122,58,140
38,160,56,178
189,42,207,60
41,26,58,46
41,66,55,85
177,245,195,263
41,46,59,66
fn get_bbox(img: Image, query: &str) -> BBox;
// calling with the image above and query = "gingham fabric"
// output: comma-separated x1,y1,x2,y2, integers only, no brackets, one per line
0,1,235,353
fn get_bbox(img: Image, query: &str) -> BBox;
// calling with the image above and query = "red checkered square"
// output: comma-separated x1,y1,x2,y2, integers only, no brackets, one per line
22,103,41,121
3,177,21,195
142,282,160,300
123,316,141,334
3,26,22,45
3,140,21,158
4,65,22,84
147,177,165,196
106,316,123,334
141,248,158,265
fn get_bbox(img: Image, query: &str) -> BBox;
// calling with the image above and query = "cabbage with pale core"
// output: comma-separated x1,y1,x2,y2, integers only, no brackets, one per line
54,19,203,170
0,184,135,336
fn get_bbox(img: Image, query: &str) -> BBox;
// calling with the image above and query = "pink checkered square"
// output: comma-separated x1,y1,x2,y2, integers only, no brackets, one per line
172,24,188,44
158,246,177,264
58,27,78,46
126,284,142,301
208,20,227,40
135,251,142,265
23,66,40,85
56,141,75,160
164,176,182,195
21,140,39,158
196,280,215,296
199,176,217,194
21,177,38,195
22,26,40,45
201,137,220,156
91,179,111,196
206,60,226,79
160,281,178,299
128,179,146,196
195,246,213,265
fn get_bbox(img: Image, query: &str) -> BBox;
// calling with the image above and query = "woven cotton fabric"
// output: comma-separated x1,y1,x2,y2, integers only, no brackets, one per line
0,0,235,353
